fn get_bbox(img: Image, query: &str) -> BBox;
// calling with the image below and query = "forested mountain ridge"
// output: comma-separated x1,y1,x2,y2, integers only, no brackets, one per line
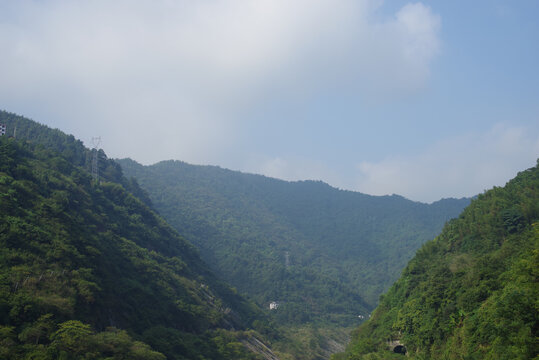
118,158,470,327
0,110,152,206
0,111,278,359
338,160,539,359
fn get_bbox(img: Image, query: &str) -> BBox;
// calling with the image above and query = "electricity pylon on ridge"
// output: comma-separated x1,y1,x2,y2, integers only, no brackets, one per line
91,137,101,182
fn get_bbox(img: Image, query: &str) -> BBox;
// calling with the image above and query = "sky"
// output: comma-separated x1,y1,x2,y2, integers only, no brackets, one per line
1,0,538,203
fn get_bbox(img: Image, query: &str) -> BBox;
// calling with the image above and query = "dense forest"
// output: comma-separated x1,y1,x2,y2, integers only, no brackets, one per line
336,160,539,359
0,111,281,359
118,158,469,328
7,109,534,360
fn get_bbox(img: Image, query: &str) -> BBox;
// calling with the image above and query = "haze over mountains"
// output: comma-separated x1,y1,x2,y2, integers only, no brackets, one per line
1,2,537,359
118,158,469,327
2,1,537,205
1,110,536,360
1,110,469,359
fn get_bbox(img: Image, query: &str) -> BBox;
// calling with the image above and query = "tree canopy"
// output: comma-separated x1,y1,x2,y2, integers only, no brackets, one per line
0,111,276,359
118,158,469,327
339,160,539,359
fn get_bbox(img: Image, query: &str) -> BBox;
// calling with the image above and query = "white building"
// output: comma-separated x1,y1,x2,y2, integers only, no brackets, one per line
269,301,279,310
0,123,5,136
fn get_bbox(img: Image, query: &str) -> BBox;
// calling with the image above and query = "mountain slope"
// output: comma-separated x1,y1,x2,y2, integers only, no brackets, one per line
0,110,152,206
339,160,539,359
0,112,275,359
118,158,469,326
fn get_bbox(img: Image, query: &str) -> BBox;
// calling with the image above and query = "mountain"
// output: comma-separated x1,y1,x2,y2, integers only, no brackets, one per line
0,111,277,360
117,158,470,327
338,161,539,359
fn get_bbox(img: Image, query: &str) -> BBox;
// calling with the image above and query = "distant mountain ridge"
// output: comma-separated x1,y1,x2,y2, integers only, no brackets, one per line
0,109,474,360
118,158,470,326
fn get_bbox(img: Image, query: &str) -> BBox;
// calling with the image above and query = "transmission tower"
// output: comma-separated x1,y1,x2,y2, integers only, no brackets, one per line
91,137,101,182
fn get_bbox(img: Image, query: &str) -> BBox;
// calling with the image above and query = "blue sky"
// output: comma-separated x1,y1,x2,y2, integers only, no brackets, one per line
1,0,538,202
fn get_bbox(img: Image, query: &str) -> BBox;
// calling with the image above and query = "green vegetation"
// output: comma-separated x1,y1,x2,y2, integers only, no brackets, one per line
272,324,352,360
0,111,278,359
118,158,469,327
118,158,467,359
0,110,152,206
339,161,539,359
8,109,513,360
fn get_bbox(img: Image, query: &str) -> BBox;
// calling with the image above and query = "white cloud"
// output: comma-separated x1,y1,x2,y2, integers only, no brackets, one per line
0,0,441,164
250,155,343,186
250,124,539,203
4,1,533,203
354,124,539,202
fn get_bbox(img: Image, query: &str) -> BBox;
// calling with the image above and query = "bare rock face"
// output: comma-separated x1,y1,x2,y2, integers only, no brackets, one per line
241,336,281,360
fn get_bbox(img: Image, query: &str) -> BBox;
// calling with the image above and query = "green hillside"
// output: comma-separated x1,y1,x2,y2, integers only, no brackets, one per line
118,158,469,327
0,111,276,359
338,161,539,359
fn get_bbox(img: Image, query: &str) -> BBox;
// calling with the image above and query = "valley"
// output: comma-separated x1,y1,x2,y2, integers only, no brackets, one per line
117,155,469,358
1,110,536,359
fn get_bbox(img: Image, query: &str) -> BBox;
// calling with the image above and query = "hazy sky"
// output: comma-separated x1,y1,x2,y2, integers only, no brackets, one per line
1,0,538,202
